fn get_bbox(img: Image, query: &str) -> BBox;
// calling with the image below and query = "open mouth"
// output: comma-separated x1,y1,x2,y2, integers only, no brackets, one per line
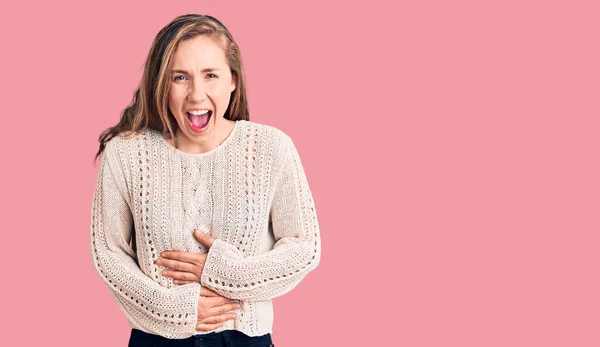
185,110,212,132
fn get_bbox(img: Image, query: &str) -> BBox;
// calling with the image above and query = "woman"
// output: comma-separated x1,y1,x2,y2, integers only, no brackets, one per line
90,14,321,347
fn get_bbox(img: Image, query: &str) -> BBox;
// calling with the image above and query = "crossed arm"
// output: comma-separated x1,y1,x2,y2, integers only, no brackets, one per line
91,136,320,337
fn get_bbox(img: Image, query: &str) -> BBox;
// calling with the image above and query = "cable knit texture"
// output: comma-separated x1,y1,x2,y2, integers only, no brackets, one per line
90,120,321,339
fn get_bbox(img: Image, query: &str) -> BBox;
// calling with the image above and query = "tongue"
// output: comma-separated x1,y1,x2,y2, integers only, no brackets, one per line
189,112,210,129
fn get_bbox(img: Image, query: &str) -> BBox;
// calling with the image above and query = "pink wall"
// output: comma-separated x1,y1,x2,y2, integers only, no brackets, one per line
1,0,599,346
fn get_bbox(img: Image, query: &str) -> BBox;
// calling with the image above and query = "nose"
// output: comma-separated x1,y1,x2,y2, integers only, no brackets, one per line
187,76,207,102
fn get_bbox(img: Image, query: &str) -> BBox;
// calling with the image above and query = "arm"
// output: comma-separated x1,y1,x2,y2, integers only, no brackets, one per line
90,140,201,339
199,135,321,301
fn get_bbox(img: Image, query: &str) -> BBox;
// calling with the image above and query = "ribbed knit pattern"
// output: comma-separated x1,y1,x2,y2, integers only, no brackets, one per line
90,120,321,339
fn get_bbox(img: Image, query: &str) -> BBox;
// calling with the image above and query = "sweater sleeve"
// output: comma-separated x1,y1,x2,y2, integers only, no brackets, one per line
200,135,321,301
90,140,201,339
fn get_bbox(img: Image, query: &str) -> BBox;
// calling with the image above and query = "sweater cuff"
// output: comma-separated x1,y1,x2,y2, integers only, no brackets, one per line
200,238,243,289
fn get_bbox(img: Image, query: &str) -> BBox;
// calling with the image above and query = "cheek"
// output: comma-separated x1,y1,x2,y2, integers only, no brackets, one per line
167,90,175,105
168,97,184,116
206,84,231,102
169,86,184,104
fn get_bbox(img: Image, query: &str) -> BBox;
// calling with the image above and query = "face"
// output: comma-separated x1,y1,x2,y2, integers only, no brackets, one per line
168,35,236,145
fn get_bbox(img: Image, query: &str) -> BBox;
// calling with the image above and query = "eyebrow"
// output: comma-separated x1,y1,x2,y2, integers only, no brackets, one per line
170,68,220,74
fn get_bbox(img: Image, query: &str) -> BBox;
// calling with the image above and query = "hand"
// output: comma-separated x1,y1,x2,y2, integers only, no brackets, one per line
154,229,215,284
196,286,242,332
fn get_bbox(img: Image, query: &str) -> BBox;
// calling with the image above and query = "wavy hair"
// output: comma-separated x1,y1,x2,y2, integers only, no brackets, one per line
94,14,249,162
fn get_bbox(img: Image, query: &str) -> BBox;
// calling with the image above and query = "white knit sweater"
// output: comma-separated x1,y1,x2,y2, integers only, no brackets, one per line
90,120,321,339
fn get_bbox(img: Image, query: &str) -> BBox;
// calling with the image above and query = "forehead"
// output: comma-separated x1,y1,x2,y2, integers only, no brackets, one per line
171,36,228,69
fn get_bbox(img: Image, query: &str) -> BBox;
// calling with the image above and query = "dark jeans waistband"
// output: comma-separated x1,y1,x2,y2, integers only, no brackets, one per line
128,328,274,347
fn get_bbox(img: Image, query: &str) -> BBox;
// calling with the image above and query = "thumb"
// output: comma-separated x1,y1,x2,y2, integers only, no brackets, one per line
194,229,214,248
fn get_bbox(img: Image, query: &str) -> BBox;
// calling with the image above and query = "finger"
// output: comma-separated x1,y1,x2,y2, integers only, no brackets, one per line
155,258,198,273
200,286,219,297
207,302,242,317
159,251,201,264
173,279,197,285
196,322,223,332
193,229,215,248
162,269,200,281
202,295,233,307
199,313,237,325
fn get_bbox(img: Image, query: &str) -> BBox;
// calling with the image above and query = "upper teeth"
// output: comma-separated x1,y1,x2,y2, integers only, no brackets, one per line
188,110,209,115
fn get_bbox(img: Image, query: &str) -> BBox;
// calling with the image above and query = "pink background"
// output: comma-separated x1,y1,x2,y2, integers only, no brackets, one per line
1,0,599,346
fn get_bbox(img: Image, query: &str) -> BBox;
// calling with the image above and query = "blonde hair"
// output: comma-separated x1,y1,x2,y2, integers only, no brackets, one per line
95,14,249,162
